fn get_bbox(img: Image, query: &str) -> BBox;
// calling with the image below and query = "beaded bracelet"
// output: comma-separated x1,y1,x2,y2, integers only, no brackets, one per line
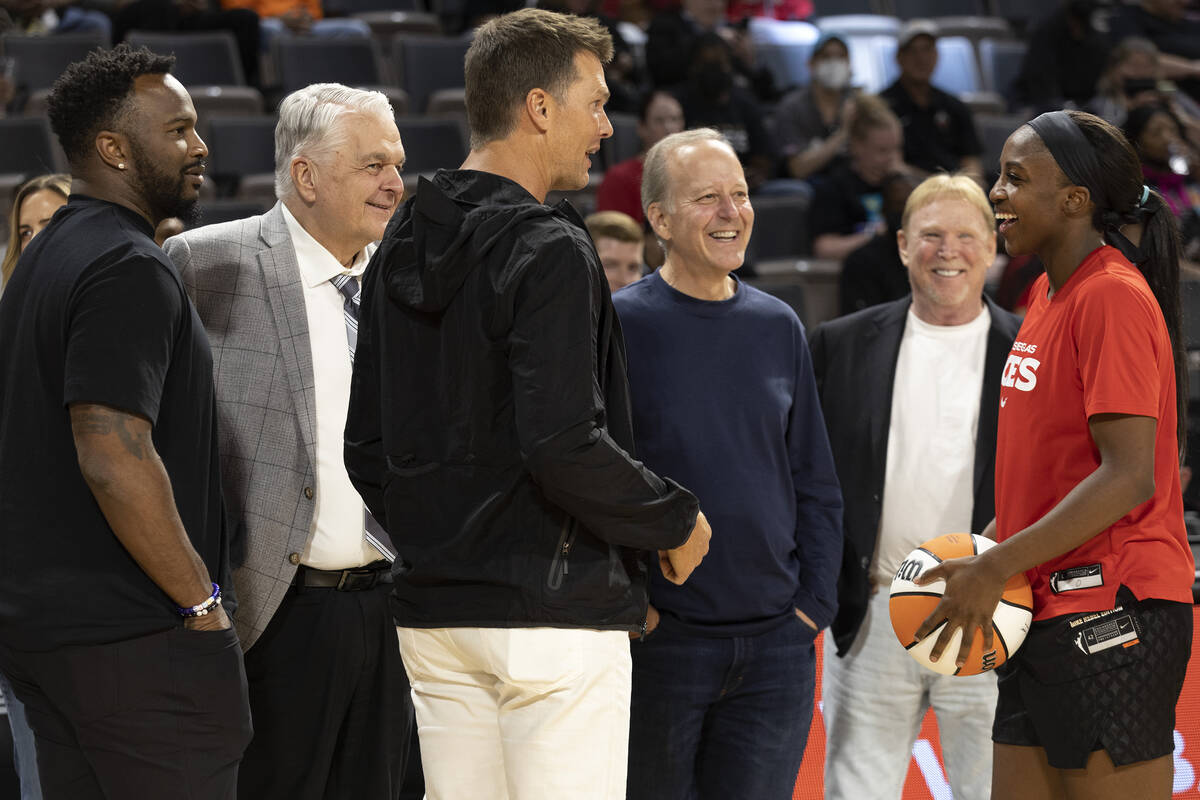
177,583,222,617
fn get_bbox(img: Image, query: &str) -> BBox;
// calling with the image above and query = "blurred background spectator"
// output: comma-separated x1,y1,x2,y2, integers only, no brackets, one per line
1124,102,1200,260
672,32,777,192
838,171,918,316
586,210,645,292
1010,0,1109,114
809,94,908,262
880,19,982,181
1,172,68,293
596,89,685,224
773,31,855,182
1109,0,1200,101
645,0,776,103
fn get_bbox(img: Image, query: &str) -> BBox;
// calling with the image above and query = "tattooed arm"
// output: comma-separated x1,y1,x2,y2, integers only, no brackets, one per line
70,403,230,631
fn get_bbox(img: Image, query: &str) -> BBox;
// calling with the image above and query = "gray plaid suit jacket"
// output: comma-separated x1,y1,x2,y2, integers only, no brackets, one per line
164,202,317,650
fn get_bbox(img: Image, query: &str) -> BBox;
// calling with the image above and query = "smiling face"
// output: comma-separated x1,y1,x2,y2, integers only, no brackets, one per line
648,138,753,278
308,111,405,258
17,188,67,253
548,50,613,192
989,126,1073,258
898,195,994,325
124,73,208,225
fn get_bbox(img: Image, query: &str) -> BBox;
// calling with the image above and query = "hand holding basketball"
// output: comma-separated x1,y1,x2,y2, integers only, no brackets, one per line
913,554,1008,668
890,533,1032,676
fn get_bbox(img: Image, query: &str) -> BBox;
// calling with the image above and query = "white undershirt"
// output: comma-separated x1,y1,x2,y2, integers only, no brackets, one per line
873,305,991,586
282,204,378,570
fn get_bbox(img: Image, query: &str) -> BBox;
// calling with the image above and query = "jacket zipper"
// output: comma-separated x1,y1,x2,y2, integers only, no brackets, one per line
546,518,575,590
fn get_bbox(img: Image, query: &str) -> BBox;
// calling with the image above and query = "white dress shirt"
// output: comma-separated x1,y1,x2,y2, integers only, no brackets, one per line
282,203,379,570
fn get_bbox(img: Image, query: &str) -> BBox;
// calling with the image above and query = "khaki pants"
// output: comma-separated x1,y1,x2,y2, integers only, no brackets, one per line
398,626,632,800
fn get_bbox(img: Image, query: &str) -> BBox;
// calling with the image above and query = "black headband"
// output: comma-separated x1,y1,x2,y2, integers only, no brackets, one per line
1025,111,1110,211
1025,110,1147,265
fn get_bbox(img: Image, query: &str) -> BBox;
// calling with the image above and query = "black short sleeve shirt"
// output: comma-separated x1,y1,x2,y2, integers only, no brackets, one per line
808,163,885,240
881,81,983,175
0,196,228,650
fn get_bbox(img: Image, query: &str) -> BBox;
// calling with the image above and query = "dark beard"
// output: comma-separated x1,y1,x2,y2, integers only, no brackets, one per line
128,138,202,227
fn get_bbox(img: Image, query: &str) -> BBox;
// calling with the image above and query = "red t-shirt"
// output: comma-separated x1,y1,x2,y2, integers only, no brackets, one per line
994,246,1193,619
595,157,645,224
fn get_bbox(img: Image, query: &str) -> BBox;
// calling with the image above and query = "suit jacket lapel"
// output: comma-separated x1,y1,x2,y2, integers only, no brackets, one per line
867,298,910,471
258,202,317,467
974,295,1010,499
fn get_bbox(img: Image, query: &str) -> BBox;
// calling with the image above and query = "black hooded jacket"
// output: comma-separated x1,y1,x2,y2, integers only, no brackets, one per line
346,170,699,632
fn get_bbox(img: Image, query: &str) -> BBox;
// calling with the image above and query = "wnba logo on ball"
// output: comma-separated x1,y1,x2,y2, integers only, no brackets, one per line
895,559,922,583
889,533,1033,676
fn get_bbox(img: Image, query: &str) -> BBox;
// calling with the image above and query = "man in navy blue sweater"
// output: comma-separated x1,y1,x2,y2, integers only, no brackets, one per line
613,128,843,800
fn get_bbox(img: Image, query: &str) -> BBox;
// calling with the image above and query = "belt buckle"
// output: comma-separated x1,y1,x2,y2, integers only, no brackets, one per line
336,568,377,591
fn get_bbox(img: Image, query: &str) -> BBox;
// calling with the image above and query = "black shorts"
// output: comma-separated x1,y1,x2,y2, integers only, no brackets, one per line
992,586,1192,769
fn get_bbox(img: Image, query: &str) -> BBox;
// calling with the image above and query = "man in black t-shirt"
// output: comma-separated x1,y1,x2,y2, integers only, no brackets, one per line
880,19,983,182
0,45,251,800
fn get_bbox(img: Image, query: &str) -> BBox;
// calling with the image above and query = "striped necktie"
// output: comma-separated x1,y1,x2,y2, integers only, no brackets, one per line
330,273,360,362
330,272,396,563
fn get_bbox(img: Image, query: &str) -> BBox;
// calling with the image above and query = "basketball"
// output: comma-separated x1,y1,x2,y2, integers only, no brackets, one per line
889,533,1033,676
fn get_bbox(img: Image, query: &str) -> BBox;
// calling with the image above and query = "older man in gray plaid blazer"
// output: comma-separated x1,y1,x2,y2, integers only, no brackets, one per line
163,83,412,800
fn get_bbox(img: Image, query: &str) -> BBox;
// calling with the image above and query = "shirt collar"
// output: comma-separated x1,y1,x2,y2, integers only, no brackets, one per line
280,202,372,289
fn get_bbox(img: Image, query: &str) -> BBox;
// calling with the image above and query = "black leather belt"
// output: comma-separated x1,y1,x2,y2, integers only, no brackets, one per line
294,561,392,591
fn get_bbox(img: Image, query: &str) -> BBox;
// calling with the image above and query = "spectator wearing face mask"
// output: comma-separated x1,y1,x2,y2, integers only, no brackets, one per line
774,32,857,181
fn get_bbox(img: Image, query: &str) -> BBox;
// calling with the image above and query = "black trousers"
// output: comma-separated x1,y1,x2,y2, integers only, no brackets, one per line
0,625,252,800
238,578,414,800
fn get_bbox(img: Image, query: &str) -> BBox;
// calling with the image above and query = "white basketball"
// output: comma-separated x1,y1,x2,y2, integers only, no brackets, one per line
889,533,1034,676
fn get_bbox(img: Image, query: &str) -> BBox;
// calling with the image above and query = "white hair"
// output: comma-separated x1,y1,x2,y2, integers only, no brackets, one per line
274,83,394,200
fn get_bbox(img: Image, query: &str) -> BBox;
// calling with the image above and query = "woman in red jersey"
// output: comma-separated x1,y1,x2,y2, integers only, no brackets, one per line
914,109,1193,800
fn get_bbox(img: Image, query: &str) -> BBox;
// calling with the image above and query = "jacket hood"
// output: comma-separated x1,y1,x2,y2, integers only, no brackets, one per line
381,170,563,313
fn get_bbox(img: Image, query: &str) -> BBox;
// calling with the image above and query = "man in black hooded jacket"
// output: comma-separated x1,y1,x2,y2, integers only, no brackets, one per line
345,9,711,799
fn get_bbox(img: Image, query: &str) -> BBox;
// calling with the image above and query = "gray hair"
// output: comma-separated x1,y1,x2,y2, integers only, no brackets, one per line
274,83,394,200
641,128,731,216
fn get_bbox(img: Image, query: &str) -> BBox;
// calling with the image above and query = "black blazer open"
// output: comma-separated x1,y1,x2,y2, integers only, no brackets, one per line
809,295,1021,656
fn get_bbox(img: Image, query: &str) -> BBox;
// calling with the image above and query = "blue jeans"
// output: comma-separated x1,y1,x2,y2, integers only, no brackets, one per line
627,614,816,800
0,671,41,800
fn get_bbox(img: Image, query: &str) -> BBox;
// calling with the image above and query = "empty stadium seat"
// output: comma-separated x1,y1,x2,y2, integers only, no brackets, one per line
273,36,407,112
749,18,820,90
878,35,982,95
394,116,467,179
205,115,278,199
814,14,900,36
0,117,65,176
391,34,470,114
1,32,108,113
892,0,986,18
744,194,811,267
599,113,640,173
978,37,1027,98
127,30,246,86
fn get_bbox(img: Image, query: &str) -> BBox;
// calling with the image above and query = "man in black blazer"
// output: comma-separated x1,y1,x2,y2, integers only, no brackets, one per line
809,174,1021,800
